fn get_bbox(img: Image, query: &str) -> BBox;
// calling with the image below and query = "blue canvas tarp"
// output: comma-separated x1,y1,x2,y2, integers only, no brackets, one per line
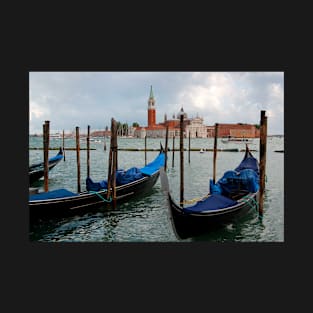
86,167,144,191
86,152,165,192
48,153,63,162
183,194,238,213
140,152,165,176
86,177,109,191
235,155,259,174
29,188,78,201
116,167,144,185
210,168,259,196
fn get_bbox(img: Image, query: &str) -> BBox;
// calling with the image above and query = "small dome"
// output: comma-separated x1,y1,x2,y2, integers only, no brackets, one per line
177,107,188,119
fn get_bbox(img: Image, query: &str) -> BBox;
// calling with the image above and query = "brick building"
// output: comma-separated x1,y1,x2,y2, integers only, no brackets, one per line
215,123,259,138
133,86,260,138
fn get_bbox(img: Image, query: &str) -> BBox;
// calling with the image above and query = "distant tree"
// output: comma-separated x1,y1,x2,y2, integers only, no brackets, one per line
115,121,130,136
122,123,129,136
132,122,139,127
254,124,260,129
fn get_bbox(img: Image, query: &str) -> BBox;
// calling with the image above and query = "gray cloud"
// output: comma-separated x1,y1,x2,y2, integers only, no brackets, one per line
29,71,284,134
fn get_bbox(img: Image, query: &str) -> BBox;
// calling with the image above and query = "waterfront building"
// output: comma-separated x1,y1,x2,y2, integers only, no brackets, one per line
133,87,206,138
133,86,260,138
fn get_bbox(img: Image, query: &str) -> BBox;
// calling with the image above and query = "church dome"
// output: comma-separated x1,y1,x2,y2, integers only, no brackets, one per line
177,107,188,119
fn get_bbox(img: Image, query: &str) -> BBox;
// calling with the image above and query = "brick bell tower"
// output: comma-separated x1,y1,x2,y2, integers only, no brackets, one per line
147,85,156,127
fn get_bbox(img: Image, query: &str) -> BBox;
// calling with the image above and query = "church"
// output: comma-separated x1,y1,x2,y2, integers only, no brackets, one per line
133,86,207,138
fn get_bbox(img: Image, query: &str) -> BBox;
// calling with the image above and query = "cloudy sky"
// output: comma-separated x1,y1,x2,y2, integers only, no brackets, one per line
29,71,284,135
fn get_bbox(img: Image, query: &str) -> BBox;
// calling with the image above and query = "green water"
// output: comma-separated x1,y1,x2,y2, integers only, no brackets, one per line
29,136,284,242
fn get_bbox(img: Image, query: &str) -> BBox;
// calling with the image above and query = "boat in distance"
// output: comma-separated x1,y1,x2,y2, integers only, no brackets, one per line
221,136,254,144
160,144,260,239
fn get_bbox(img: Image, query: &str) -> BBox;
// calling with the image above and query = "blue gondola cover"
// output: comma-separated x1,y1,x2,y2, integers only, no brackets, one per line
235,155,259,174
140,153,165,176
183,194,238,213
86,153,165,192
48,153,63,162
29,188,78,201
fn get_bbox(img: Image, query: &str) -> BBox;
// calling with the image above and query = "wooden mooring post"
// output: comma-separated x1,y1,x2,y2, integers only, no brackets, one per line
76,126,81,193
43,120,50,192
213,123,218,184
87,125,90,178
103,131,107,151
188,131,191,163
107,118,118,207
180,114,184,207
164,126,169,171
172,135,175,168
259,110,267,217
144,135,147,166
62,129,66,161
112,124,118,207
106,130,113,201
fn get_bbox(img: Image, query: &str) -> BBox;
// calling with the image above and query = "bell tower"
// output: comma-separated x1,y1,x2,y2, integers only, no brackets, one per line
147,85,156,127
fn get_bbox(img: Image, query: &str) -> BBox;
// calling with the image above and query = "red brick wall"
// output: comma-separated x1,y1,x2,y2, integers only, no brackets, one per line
215,124,259,138
148,108,156,127
164,120,180,128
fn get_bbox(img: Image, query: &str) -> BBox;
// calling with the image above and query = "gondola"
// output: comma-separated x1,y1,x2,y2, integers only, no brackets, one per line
29,147,64,184
160,144,260,239
29,149,165,221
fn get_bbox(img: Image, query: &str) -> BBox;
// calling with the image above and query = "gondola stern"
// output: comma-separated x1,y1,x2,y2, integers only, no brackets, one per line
160,142,165,153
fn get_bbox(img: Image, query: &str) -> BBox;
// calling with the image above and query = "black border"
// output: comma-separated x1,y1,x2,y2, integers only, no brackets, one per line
5,25,300,309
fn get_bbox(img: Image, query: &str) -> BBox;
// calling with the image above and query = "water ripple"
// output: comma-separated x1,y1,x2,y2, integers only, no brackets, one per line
29,136,284,242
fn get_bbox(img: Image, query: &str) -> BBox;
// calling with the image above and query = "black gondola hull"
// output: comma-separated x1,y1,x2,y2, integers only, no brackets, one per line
167,191,259,239
29,148,63,185
29,162,60,184
30,171,160,221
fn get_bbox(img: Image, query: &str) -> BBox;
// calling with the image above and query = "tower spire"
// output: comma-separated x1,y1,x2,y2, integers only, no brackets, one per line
147,86,156,127
149,85,154,99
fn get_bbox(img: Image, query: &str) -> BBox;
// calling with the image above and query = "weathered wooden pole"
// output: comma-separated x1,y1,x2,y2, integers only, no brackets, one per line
43,120,50,192
116,134,118,171
62,129,66,161
180,114,184,207
112,119,118,207
144,135,147,166
107,119,114,200
106,140,113,200
164,125,169,171
76,126,81,193
188,131,191,163
107,118,117,207
259,110,267,217
213,123,218,184
87,125,90,178
172,135,175,168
